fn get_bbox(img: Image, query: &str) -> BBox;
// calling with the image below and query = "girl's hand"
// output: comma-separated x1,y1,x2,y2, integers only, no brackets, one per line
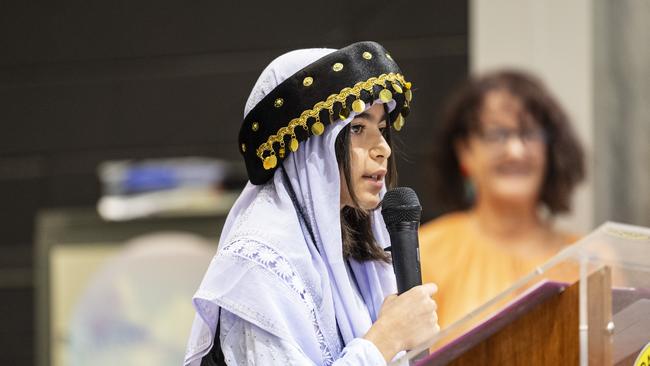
363,283,440,362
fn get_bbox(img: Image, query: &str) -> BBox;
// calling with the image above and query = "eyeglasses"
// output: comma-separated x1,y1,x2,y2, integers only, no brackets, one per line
475,127,547,146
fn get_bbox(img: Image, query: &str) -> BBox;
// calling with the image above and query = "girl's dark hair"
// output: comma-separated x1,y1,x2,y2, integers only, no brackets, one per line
335,105,396,262
432,70,585,214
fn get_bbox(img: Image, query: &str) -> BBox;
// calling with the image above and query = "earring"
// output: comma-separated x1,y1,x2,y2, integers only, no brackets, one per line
459,163,475,203
459,163,469,177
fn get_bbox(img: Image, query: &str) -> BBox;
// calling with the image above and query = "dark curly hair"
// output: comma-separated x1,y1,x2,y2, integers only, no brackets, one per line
432,70,585,214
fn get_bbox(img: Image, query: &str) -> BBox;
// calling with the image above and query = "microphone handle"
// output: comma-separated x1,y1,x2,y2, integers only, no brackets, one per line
388,221,422,295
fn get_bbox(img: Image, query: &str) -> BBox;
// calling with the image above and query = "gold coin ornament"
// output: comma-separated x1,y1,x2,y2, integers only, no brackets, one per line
241,143,246,153
303,77,313,86
379,88,393,103
405,89,412,102
274,98,284,108
311,121,325,135
362,51,372,60
392,82,403,94
332,63,344,72
290,137,299,152
263,155,277,170
339,107,350,120
393,114,405,131
352,99,365,113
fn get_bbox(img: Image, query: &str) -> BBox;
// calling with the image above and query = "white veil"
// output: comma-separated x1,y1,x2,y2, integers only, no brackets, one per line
184,48,397,366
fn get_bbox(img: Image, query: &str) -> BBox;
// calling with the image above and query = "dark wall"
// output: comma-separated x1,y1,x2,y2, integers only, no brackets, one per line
0,1,467,363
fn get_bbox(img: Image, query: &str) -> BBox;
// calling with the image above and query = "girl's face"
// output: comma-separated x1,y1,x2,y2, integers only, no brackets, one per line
457,89,547,206
340,103,391,210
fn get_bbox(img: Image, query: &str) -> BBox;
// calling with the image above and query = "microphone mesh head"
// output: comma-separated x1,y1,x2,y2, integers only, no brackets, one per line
381,187,422,225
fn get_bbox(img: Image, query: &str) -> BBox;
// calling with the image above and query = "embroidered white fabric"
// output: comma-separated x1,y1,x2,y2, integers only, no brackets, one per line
219,236,336,362
220,310,387,366
184,47,399,366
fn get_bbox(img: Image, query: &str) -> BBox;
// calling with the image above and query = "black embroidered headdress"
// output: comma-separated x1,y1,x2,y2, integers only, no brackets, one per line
239,41,413,185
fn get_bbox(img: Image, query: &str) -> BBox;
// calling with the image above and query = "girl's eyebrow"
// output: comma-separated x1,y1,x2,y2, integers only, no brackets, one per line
353,111,387,122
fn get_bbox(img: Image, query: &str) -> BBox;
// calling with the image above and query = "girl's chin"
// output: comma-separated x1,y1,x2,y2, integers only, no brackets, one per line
356,195,381,211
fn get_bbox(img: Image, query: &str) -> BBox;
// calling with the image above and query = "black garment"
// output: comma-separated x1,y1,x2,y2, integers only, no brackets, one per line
200,309,226,366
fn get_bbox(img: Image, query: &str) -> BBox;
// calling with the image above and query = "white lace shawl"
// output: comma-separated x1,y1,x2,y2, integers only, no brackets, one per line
184,48,397,366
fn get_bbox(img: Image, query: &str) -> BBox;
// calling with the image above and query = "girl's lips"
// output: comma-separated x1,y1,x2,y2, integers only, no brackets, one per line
362,169,387,181
362,174,382,181
361,169,386,190
362,176,384,190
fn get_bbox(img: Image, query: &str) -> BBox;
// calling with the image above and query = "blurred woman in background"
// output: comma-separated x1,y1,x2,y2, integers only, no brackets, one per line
419,70,585,328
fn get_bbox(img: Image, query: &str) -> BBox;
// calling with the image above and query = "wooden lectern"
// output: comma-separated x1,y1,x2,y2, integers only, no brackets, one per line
391,222,650,366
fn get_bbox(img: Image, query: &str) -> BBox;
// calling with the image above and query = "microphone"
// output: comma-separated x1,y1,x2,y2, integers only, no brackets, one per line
381,187,423,295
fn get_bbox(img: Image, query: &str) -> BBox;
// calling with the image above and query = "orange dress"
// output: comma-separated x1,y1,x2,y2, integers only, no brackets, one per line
419,211,578,328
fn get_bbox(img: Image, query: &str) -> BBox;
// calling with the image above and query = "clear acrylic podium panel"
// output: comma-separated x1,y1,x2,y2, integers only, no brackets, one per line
390,222,650,366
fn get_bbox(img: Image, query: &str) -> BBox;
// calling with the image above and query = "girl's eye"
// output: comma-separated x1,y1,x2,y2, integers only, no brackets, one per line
350,124,364,134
